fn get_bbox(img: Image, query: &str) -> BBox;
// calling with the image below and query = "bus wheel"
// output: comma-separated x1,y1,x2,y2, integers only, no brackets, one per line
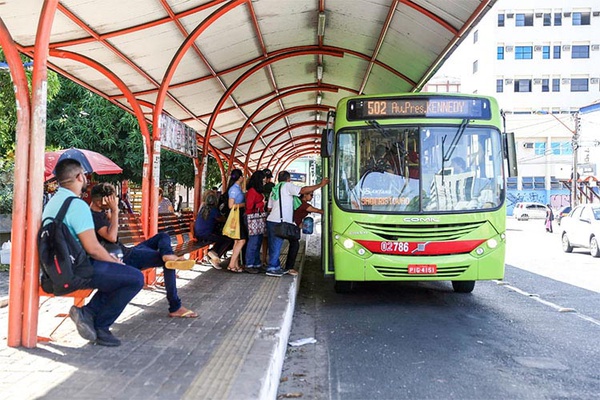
452,281,475,293
334,281,354,293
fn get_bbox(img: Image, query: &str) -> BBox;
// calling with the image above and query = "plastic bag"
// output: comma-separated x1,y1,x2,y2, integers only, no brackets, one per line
223,207,240,239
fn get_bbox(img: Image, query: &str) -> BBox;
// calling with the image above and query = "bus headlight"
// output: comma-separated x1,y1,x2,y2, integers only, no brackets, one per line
343,239,354,249
476,248,485,255
487,238,498,249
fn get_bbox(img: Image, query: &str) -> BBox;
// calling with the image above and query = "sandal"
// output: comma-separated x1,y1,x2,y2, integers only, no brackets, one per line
169,307,198,318
227,265,243,273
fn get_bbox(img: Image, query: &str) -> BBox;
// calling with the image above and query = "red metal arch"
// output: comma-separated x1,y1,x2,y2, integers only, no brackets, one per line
267,137,322,170
229,86,338,167
254,121,325,171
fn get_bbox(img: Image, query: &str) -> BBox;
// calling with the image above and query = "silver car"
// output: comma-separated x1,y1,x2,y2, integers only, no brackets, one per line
512,202,549,221
561,204,600,257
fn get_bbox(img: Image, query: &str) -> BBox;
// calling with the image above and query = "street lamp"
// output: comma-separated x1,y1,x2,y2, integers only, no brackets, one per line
535,111,580,207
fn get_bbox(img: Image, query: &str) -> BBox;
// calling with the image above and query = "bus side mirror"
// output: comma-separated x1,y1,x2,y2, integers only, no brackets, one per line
503,131,518,177
321,128,334,158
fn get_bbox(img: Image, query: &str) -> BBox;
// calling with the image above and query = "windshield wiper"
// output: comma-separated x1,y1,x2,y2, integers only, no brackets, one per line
443,118,469,163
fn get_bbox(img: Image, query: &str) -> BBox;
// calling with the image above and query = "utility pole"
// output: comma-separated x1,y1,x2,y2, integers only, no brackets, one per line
571,112,580,207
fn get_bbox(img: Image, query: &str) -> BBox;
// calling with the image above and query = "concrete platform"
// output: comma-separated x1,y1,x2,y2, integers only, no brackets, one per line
0,241,305,400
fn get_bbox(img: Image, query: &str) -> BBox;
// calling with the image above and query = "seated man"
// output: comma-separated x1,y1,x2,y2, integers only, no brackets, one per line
90,183,197,318
43,159,145,347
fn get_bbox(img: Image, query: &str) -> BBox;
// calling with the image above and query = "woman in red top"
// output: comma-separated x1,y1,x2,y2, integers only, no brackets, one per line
244,170,266,273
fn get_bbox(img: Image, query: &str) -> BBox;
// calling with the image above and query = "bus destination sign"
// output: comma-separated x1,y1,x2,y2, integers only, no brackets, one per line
347,97,491,121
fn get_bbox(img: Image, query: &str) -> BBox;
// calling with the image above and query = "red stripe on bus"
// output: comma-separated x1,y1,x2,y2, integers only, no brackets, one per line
355,239,487,255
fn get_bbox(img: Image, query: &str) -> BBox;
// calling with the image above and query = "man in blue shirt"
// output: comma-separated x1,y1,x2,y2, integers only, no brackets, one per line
42,159,144,346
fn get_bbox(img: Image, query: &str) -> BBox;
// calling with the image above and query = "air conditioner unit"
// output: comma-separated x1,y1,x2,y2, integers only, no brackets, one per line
507,13,514,18
534,46,542,51
592,44,600,51
591,78,600,84
533,79,542,84
562,78,571,84
506,46,514,52
523,143,534,149
593,11,600,17
505,79,514,84
562,45,571,51
535,13,543,18
563,12,571,17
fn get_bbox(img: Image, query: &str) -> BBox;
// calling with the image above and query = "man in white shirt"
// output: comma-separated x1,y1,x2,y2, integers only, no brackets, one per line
266,171,329,276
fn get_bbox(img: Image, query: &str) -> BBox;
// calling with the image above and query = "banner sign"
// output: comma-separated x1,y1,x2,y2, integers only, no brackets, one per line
159,113,198,158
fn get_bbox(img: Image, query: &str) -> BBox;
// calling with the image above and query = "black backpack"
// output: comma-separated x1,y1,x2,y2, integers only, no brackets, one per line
38,196,94,295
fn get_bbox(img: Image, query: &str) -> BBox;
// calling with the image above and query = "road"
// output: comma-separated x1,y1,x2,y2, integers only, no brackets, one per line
278,218,600,399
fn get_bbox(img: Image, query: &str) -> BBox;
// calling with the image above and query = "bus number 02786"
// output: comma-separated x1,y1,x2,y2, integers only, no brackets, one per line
381,241,409,253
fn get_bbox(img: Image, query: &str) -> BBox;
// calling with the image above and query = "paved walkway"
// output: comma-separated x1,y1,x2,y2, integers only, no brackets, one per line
0,241,305,400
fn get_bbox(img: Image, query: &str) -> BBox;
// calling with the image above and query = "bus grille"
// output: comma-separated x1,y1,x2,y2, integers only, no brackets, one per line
374,264,469,278
355,221,485,241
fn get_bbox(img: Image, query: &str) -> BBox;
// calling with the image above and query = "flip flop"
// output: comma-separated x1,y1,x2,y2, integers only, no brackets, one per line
169,307,198,318
227,266,243,273
165,260,196,270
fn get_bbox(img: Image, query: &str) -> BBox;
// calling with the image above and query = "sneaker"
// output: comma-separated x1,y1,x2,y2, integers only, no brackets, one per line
266,268,289,277
209,257,222,270
244,266,260,274
69,306,97,341
208,250,218,260
95,328,121,347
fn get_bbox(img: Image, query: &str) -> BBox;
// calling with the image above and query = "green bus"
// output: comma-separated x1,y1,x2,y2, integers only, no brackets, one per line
320,93,517,293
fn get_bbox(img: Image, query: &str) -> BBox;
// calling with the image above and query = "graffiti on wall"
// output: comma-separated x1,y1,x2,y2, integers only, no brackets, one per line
505,189,570,215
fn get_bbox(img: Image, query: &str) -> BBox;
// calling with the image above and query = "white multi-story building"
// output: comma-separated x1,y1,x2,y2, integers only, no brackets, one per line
428,0,600,209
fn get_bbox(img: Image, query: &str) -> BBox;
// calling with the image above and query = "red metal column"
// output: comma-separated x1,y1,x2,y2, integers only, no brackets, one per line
0,18,32,348
22,0,60,348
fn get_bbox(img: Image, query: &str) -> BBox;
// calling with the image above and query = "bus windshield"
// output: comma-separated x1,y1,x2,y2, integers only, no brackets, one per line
335,125,504,213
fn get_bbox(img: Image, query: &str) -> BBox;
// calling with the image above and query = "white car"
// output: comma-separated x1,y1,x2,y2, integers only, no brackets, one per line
512,202,549,221
561,204,600,257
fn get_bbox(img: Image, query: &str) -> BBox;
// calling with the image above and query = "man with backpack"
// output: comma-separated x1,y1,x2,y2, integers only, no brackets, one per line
41,159,144,346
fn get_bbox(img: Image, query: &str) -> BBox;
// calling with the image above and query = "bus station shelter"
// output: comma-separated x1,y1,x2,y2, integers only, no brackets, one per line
0,0,496,348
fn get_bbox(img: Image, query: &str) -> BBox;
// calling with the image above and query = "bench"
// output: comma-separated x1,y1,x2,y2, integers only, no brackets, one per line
38,211,212,341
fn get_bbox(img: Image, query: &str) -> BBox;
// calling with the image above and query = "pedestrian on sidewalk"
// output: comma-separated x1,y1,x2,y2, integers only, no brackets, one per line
266,171,329,277
545,204,554,233
90,183,198,318
225,169,247,273
43,159,144,346
244,170,267,274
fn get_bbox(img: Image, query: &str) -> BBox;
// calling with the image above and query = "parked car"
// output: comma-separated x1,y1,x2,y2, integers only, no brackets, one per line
512,202,549,221
560,204,600,257
556,206,572,225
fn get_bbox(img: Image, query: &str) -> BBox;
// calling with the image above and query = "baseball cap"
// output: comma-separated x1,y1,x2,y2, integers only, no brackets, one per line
263,169,273,178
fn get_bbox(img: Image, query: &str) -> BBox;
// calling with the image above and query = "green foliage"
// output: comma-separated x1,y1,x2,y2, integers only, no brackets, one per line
0,155,14,214
205,156,226,189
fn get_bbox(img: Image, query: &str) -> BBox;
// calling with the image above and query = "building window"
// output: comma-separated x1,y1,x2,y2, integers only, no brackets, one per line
571,45,590,59
507,177,517,189
497,46,504,60
521,177,534,189
543,13,552,26
552,78,560,92
473,30,478,43
572,12,591,26
542,46,550,59
496,79,504,93
535,142,572,156
514,79,532,92
515,13,534,26
498,14,505,27
571,78,589,92
515,46,533,59
553,45,561,59
472,60,478,74
542,79,549,92
554,13,562,26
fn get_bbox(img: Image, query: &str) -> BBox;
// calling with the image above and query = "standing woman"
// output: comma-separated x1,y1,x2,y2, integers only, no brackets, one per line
244,170,266,274
226,169,247,272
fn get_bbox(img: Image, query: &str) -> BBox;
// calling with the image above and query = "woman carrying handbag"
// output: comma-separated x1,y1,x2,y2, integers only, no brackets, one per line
223,169,247,273
244,170,267,274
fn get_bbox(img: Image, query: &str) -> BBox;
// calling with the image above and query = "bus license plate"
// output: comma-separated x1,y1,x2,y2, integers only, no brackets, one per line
408,264,437,274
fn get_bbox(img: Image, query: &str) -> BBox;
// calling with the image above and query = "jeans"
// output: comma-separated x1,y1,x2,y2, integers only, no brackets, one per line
123,232,181,313
245,234,263,268
286,237,300,270
267,221,285,271
84,260,144,330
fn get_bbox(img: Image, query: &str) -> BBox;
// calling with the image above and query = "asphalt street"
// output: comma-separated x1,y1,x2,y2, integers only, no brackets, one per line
279,217,600,400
